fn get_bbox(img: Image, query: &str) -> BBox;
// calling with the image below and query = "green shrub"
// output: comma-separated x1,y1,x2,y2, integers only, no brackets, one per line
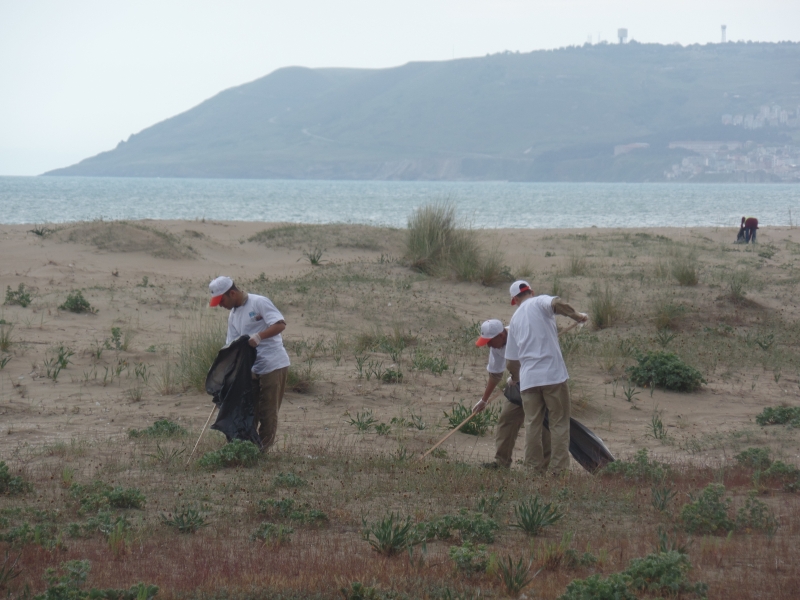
4,284,32,307
106,487,146,509
258,498,295,519
497,555,537,598
37,560,158,600
735,492,778,534
197,439,260,470
128,419,188,438
340,582,381,600
559,573,636,600
290,509,328,526
510,496,564,537
411,350,449,375
680,483,734,535
361,512,422,556
735,447,772,469
0,462,31,495
759,460,800,491
59,290,96,314
422,511,500,544
755,406,800,427
444,401,499,436
602,449,668,481
627,351,705,392
625,551,707,597
449,542,488,574
160,505,206,534
68,481,144,513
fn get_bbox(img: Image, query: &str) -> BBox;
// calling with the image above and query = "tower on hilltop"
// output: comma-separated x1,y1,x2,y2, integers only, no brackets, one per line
618,28,628,44
721,24,727,43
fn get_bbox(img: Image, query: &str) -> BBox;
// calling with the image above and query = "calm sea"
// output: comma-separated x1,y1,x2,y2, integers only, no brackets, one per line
0,177,797,229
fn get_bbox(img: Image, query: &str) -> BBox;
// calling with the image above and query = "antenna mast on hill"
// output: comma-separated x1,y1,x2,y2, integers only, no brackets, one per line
618,28,628,44
721,25,727,43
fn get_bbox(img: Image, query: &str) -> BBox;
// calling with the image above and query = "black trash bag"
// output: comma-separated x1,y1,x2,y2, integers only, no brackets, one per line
205,335,262,448
504,380,615,473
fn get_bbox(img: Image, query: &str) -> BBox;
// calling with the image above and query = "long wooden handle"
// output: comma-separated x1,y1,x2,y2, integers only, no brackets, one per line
416,318,586,462
186,404,217,466
418,388,503,461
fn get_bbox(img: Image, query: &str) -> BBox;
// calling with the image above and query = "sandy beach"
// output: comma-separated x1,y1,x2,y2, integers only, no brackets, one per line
2,219,798,464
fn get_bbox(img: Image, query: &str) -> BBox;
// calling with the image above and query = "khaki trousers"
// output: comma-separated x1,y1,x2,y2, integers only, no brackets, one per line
254,367,288,449
494,400,550,468
521,381,571,473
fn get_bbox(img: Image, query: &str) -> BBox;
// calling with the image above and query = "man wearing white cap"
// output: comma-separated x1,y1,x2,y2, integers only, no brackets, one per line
473,319,550,469
506,280,588,475
209,276,291,449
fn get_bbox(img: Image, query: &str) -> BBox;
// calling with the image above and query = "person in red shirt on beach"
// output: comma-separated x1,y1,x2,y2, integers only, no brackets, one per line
741,216,758,244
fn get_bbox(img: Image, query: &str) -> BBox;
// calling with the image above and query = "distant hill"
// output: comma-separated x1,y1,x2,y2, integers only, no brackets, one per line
45,42,800,182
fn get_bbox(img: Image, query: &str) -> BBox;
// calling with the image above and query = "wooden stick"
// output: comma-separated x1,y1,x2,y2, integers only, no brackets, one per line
186,404,217,466
418,388,503,461
417,318,586,462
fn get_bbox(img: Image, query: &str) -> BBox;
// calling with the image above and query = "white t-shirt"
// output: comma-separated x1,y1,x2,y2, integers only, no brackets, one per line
505,295,568,390
486,327,509,374
226,294,291,375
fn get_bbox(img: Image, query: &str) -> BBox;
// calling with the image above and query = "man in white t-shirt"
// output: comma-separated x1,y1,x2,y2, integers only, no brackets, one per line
209,276,291,450
505,280,588,475
473,319,551,469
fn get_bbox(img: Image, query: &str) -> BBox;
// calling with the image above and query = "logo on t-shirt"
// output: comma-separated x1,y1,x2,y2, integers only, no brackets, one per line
249,311,263,322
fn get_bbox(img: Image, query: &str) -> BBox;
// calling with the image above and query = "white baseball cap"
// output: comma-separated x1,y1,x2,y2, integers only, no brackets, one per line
509,280,532,305
475,319,505,347
209,276,234,306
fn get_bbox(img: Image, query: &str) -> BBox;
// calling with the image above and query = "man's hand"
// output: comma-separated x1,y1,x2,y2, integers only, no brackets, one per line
249,333,261,347
472,399,487,414
577,312,589,323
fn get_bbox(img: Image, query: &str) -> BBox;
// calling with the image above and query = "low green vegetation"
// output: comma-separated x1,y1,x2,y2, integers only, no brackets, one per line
0,462,31,495
627,350,705,392
128,419,187,438
59,290,96,314
4,283,32,307
444,401,499,436
755,406,800,428
197,439,260,470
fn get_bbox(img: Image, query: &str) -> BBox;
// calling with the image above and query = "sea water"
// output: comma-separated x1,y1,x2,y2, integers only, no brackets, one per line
0,176,797,229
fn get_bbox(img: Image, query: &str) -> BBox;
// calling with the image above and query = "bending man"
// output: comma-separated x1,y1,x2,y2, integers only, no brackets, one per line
473,319,550,469
209,276,291,450
505,280,587,475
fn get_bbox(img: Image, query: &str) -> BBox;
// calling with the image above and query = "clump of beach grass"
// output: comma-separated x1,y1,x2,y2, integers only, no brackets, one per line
177,314,227,392
405,202,510,285
588,283,621,329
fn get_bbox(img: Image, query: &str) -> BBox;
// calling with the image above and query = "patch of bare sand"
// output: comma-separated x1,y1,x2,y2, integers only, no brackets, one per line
1,220,799,469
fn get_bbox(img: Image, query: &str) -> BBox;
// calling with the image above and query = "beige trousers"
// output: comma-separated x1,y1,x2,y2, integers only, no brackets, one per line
521,381,571,473
254,367,288,449
494,399,550,468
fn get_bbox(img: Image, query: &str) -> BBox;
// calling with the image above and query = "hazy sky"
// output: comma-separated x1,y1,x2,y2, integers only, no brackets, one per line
1,0,798,176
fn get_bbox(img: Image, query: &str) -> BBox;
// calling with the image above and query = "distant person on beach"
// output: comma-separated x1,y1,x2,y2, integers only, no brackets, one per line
504,280,588,476
473,319,550,469
209,276,290,450
735,219,746,244
742,216,759,244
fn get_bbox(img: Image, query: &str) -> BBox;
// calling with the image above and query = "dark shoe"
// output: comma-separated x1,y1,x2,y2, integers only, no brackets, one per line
481,461,500,469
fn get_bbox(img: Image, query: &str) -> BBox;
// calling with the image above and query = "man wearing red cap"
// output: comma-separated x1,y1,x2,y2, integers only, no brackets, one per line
474,319,550,469
506,280,588,475
209,276,290,449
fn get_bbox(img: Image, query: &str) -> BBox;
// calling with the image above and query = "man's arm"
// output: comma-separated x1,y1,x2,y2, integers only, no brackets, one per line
473,372,502,413
249,320,286,347
506,359,521,383
551,298,589,322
